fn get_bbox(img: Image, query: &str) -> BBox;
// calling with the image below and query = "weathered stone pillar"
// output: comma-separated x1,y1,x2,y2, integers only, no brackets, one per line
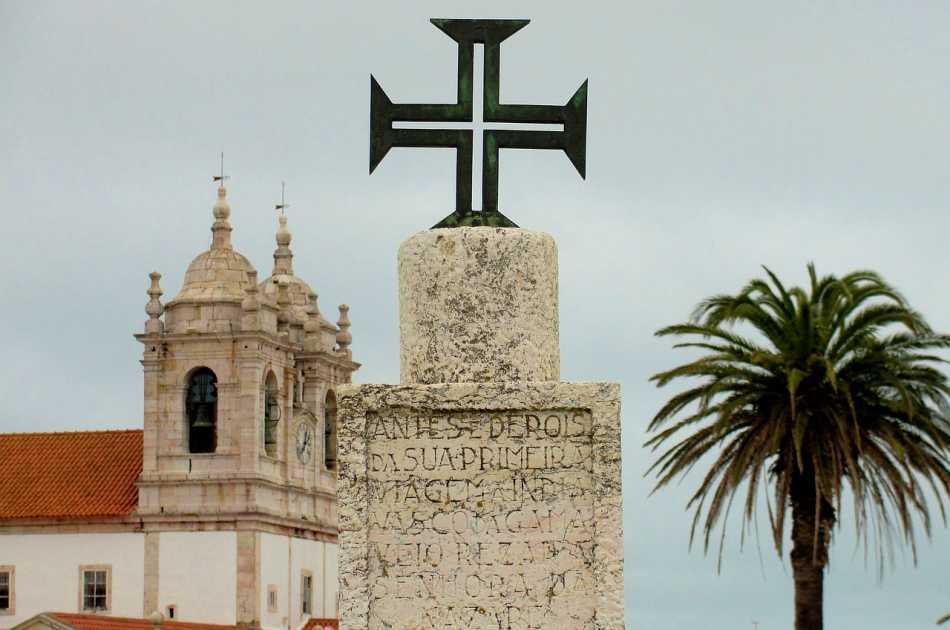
338,228,625,630
399,228,559,384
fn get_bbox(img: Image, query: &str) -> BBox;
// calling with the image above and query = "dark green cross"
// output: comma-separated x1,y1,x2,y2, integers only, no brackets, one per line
369,19,588,228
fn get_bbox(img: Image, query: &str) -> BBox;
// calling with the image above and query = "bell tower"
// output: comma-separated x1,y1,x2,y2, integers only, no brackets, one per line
134,179,359,626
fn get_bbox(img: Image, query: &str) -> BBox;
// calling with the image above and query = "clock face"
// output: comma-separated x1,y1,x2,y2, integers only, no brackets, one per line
295,422,314,465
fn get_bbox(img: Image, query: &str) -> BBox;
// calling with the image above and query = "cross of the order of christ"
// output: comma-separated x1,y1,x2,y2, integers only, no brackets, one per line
369,18,588,228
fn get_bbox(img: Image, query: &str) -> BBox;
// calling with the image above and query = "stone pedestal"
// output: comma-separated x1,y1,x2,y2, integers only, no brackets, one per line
399,228,559,384
338,227,624,629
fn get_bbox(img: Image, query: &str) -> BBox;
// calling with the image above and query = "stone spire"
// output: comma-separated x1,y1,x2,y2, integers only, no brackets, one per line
211,185,233,250
272,214,294,275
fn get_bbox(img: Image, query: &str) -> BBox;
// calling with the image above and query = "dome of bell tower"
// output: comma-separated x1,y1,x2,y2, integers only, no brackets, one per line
163,184,258,334
172,248,256,303
168,185,257,304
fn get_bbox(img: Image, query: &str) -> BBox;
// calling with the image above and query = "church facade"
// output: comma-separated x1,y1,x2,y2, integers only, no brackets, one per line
0,183,358,630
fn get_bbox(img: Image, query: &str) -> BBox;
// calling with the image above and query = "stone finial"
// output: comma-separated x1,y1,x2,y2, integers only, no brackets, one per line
277,215,291,246
148,611,164,630
144,271,165,334
335,304,352,354
276,278,294,332
304,291,321,332
303,291,323,352
211,185,233,250
242,270,260,311
241,270,261,332
309,290,323,317
272,214,294,275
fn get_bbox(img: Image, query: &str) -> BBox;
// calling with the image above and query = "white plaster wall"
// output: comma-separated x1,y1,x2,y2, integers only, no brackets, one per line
259,535,335,630
260,532,289,630
289,538,325,625
324,543,338,619
157,531,236,625
0,532,144,629
290,538,337,629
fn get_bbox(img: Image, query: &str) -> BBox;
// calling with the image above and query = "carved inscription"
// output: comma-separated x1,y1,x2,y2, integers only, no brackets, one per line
366,410,596,629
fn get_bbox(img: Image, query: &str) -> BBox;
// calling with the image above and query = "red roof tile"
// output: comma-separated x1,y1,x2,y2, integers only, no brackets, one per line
302,619,339,630
47,613,239,630
0,430,142,520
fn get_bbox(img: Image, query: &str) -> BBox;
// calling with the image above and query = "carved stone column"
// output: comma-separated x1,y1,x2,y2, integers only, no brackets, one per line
338,228,624,630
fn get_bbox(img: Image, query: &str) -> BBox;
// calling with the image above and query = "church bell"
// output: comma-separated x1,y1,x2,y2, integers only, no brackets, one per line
265,395,281,423
191,405,214,428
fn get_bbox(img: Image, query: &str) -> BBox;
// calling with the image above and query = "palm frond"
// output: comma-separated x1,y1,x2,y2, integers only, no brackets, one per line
646,264,950,574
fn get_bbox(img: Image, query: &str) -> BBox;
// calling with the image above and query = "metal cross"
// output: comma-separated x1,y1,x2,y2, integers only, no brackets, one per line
213,152,229,187
369,19,588,228
275,181,290,216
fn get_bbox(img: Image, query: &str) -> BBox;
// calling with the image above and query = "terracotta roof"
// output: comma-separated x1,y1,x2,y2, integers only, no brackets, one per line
44,613,238,630
302,619,339,630
0,430,142,520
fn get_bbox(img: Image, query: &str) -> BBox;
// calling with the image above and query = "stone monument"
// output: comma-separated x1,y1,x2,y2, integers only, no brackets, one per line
337,18,624,630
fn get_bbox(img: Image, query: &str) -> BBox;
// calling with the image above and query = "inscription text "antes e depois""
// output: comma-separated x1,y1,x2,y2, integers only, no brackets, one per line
366,411,590,442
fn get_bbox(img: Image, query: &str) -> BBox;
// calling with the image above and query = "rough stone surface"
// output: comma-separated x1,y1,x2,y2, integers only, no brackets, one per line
399,228,560,384
337,382,624,630
167,247,256,305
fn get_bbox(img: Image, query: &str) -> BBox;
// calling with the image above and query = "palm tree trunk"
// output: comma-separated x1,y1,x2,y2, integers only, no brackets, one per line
791,534,824,629
790,475,832,630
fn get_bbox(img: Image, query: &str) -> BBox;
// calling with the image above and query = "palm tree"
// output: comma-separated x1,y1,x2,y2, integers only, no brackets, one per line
646,265,950,630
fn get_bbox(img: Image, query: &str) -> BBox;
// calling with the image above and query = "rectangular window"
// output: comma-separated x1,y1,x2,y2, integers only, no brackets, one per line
267,586,278,613
81,567,110,612
301,573,313,616
0,568,12,614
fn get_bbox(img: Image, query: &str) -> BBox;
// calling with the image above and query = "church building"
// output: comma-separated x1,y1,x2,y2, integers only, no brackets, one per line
0,182,358,630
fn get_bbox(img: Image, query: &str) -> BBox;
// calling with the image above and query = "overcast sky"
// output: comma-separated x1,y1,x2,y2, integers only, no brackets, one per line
2,1,949,628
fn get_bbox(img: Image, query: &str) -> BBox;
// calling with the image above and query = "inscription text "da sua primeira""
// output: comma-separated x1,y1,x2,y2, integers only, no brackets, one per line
366,411,592,474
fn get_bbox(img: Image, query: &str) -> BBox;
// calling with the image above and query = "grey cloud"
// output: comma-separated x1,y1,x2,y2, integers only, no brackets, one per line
1,1,948,628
